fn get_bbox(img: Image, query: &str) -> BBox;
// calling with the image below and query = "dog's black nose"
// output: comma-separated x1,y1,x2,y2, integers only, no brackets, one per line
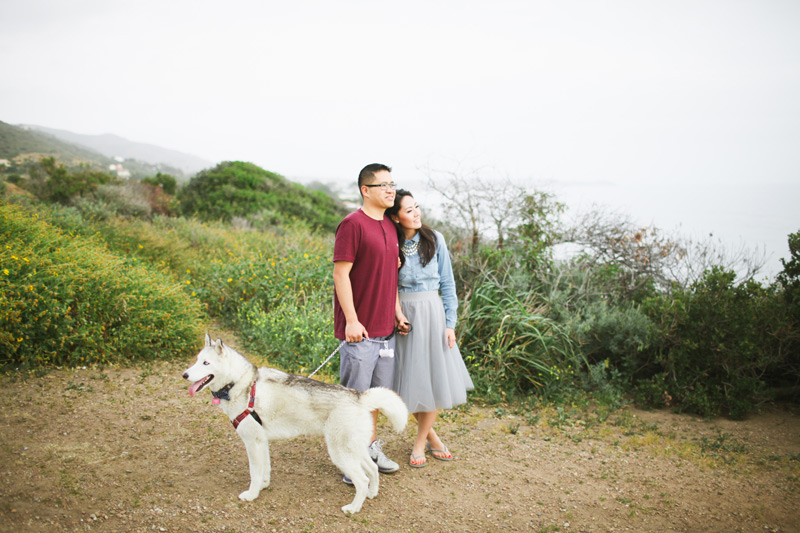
182,372,189,380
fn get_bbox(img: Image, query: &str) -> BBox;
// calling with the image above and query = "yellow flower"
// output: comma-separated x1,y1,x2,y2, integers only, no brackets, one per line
2,269,8,275
138,244,143,249
227,278,233,283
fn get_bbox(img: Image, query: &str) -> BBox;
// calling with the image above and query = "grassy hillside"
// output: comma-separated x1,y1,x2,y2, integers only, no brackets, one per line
0,201,204,368
0,196,335,373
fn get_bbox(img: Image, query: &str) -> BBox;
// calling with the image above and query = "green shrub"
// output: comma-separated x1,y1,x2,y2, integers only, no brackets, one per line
142,172,177,195
0,200,203,369
640,267,792,418
26,157,115,204
237,296,336,374
178,161,346,232
773,230,800,394
458,278,579,401
558,300,654,378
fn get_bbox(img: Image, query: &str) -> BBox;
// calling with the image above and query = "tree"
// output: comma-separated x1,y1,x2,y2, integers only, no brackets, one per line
142,172,177,195
27,157,114,204
558,206,767,300
423,164,563,256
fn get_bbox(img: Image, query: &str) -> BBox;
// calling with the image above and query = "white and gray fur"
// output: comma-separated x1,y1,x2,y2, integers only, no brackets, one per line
182,333,408,515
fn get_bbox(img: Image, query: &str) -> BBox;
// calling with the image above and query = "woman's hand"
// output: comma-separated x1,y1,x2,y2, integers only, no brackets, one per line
446,328,456,349
396,311,411,335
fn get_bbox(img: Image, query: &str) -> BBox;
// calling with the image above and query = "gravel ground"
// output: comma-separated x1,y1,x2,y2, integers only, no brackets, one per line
1,349,799,532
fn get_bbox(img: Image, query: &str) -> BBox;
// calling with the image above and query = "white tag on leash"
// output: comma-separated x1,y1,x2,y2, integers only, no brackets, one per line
378,340,394,358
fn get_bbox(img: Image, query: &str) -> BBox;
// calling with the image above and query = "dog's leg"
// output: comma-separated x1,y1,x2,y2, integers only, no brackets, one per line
261,438,271,490
341,468,369,515
327,443,370,514
237,422,270,501
330,451,376,514
363,454,379,499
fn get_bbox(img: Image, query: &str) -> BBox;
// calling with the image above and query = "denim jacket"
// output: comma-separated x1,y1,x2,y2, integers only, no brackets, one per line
398,229,458,328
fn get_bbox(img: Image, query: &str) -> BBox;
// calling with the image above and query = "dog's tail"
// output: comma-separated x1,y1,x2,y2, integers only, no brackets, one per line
359,387,408,433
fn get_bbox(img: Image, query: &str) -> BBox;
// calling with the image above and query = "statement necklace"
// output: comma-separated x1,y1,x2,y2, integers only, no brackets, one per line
401,239,420,257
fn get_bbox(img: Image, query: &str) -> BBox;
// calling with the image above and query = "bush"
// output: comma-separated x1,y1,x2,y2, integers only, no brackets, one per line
26,157,115,204
639,267,792,418
0,200,203,369
773,230,800,394
237,296,335,374
178,161,346,231
458,277,579,401
142,172,178,196
559,300,654,378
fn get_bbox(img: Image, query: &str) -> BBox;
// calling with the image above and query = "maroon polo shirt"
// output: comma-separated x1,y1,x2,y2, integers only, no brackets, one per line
333,209,399,340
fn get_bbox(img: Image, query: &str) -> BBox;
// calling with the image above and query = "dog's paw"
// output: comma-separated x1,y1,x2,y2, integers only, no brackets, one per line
341,503,361,515
238,489,260,501
367,488,378,499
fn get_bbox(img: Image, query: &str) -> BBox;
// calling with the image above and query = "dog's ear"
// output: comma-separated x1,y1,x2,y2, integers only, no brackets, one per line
204,332,212,347
214,338,224,355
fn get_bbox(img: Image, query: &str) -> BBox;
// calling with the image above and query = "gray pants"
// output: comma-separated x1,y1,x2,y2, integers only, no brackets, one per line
339,335,396,392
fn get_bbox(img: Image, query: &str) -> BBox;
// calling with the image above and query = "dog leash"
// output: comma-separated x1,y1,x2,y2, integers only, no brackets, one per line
307,324,412,378
308,341,345,378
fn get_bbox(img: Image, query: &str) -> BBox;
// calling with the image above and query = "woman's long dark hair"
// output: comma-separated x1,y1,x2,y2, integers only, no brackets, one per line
387,189,438,268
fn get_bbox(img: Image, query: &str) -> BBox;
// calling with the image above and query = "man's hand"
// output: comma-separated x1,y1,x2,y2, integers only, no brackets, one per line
345,321,368,343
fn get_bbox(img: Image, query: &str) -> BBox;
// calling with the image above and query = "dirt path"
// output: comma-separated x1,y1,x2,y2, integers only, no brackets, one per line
1,354,799,532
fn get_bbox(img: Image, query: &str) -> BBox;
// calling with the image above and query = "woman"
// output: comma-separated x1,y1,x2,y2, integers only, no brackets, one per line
386,189,474,467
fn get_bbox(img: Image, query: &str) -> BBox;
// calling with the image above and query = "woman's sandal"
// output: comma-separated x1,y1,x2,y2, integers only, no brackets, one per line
426,442,454,461
409,452,427,468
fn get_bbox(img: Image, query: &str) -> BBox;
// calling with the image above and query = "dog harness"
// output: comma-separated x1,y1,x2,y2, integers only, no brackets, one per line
231,381,262,429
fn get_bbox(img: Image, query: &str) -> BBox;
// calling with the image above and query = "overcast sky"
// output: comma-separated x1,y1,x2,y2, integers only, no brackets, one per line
2,0,798,275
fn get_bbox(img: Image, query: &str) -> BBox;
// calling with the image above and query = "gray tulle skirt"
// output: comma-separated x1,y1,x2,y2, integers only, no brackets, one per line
393,291,474,413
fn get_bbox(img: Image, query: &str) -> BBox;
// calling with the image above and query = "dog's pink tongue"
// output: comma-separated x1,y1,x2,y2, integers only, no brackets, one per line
188,379,204,397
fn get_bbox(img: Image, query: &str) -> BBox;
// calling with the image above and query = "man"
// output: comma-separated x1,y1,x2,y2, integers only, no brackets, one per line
333,163,409,481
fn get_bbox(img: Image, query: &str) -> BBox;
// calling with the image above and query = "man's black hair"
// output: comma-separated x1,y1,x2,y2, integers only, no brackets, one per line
358,163,392,195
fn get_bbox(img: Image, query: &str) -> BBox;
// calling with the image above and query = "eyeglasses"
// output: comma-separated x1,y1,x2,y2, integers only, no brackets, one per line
363,182,397,191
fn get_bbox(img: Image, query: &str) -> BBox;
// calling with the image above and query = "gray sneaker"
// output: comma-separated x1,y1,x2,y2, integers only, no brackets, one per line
369,439,399,473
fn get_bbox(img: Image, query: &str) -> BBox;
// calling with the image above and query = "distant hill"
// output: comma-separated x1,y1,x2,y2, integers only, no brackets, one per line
0,121,209,180
0,120,115,166
25,124,213,176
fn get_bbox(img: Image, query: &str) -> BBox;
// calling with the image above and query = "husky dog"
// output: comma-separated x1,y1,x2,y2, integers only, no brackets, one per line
182,334,408,515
